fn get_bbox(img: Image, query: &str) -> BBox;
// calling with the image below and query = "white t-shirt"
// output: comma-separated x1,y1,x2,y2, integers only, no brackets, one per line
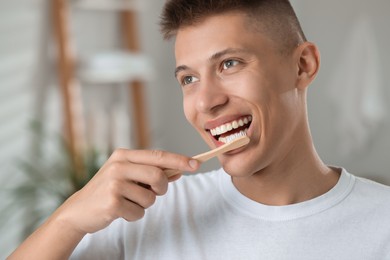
71,168,390,259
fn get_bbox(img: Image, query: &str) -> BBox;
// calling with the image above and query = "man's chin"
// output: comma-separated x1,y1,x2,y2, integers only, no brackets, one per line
220,161,250,178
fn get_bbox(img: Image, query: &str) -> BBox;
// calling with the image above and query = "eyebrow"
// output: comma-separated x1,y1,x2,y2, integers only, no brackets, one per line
174,48,250,78
209,48,248,62
174,65,190,78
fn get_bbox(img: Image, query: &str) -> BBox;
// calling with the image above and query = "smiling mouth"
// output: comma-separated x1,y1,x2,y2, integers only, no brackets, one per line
208,116,252,144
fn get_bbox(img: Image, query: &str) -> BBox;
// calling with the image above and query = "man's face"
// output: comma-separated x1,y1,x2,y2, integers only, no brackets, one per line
174,12,305,177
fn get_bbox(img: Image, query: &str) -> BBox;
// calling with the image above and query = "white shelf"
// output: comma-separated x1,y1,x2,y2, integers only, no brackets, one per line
77,51,154,84
71,0,145,12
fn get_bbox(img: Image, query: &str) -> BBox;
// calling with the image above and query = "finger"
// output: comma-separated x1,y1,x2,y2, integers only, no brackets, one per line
164,168,181,178
168,173,182,182
101,161,169,196
122,181,157,209
124,164,169,196
117,198,146,222
109,148,199,173
163,169,182,182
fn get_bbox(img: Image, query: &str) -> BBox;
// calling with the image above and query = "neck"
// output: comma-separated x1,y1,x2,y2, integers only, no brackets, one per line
232,128,340,206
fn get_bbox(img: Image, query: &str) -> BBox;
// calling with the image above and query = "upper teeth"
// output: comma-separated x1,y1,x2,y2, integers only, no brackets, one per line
210,116,252,136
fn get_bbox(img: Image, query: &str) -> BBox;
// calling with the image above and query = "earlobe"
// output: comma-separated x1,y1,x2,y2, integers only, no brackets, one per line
295,42,320,90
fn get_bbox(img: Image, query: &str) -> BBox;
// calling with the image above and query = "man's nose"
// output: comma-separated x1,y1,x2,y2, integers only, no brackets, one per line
195,77,228,113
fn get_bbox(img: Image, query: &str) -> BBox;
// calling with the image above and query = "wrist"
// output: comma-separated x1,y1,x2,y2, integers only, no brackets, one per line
48,211,86,241
48,197,88,240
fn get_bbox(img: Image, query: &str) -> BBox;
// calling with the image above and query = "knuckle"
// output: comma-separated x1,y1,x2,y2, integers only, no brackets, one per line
106,161,123,174
124,208,145,222
149,168,166,184
105,196,121,213
143,192,156,208
160,181,169,195
111,148,126,159
149,169,168,196
107,179,121,193
150,149,165,161
133,208,146,220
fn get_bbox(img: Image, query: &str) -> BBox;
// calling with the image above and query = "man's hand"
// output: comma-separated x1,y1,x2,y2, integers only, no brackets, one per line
8,148,199,259
57,148,199,234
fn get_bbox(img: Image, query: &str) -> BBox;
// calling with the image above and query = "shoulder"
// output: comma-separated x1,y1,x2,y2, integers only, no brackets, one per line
344,169,390,216
353,174,390,203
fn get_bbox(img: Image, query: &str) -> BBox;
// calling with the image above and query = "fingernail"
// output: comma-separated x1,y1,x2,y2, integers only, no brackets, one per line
189,159,198,169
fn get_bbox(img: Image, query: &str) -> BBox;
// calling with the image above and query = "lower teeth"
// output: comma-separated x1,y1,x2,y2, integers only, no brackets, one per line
218,129,248,143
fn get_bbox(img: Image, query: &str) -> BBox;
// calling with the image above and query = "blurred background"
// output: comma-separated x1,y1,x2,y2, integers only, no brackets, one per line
0,0,389,257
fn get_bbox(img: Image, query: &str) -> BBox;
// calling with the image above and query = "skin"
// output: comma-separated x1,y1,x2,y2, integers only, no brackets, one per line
174,11,340,205
9,10,340,259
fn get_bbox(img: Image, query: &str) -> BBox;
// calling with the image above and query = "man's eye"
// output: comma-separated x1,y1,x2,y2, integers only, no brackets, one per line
222,59,239,70
182,76,199,86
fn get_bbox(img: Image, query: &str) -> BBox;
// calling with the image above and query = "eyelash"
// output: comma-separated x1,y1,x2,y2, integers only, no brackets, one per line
179,59,241,86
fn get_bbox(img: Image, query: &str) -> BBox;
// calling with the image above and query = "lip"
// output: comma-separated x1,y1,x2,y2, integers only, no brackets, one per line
204,114,251,130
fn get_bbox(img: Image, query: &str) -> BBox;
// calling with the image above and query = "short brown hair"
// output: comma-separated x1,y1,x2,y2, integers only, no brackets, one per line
160,0,306,54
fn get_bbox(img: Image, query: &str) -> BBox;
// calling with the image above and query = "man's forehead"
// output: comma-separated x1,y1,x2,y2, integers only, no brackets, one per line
175,16,250,53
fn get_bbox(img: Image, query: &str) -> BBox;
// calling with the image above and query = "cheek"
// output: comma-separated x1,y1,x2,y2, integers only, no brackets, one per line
229,72,269,103
182,96,196,126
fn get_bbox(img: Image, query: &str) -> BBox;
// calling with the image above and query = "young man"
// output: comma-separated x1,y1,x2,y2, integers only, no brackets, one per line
9,0,390,259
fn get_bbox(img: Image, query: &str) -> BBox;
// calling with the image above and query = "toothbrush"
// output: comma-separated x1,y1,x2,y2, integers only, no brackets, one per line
165,136,250,178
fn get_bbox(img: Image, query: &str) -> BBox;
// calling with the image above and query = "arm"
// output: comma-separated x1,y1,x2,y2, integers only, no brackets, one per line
8,149,199,259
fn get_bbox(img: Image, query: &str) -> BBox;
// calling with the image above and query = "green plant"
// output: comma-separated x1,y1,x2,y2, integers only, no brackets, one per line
0,120,104,239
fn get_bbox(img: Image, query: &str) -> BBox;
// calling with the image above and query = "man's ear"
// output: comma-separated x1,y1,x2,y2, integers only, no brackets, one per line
295,42,320,90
